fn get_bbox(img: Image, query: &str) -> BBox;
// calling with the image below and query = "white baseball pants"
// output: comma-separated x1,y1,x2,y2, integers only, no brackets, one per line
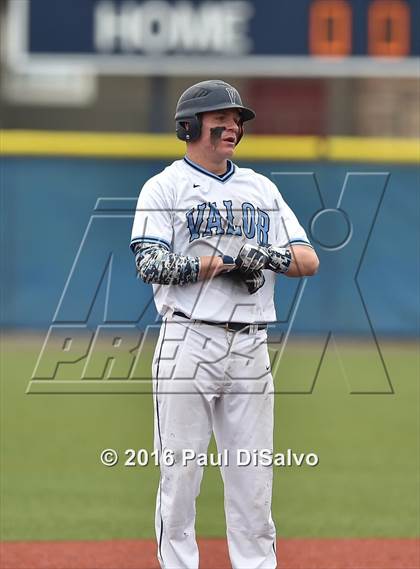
152,313,277,569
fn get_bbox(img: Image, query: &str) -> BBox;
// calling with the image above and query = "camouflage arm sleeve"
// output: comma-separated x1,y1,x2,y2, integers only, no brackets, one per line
266,245,293,274
133,243,200,286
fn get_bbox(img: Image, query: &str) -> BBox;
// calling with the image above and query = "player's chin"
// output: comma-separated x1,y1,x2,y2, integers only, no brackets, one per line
219,140,236,157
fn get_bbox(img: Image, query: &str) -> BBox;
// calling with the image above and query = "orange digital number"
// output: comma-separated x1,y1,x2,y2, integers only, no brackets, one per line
309,0,352,56
368,0,410,56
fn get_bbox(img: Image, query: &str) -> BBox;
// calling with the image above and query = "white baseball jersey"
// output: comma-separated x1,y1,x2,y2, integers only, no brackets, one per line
131,156,311,323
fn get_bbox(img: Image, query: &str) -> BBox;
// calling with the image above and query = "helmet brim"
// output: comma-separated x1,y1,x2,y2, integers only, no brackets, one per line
175,103,255,122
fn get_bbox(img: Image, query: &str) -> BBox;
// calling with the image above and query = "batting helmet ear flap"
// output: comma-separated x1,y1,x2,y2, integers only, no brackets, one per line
235,119,244,145
176,115,202,142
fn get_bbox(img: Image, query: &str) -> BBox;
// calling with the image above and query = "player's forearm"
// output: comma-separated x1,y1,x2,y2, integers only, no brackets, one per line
284,245,319,277
134,244,200,285
197,256,235,280
133,245,232,285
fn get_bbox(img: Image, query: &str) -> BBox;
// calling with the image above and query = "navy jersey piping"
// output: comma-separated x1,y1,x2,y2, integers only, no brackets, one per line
288,238,313,248
130,236,172,252
183,156,235,183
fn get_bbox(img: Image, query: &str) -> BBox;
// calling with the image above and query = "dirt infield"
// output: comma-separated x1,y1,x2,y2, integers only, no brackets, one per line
1,538,419,569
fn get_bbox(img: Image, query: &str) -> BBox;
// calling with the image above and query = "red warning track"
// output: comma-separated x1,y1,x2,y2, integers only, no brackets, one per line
1,538,418,569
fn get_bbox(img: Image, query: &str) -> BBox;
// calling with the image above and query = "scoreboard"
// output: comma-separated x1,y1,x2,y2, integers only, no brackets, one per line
5,0,420,76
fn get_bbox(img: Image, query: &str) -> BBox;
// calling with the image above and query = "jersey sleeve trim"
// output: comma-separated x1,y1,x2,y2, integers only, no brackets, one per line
288,238,313,248
130,236,172,252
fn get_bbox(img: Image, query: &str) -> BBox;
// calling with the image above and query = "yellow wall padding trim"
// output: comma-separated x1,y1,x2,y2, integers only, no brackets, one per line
1,130,419,163
327,137,420,163
234,136,320,160
0,131,184,159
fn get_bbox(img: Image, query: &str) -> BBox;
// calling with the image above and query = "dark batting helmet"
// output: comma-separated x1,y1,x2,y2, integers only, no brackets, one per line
175,80,255,143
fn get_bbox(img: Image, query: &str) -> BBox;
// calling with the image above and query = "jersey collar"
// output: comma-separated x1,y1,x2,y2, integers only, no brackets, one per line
183,156,235,183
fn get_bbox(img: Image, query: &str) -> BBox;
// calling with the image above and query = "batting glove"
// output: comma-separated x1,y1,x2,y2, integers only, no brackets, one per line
235,244,270,273
241,269,266,294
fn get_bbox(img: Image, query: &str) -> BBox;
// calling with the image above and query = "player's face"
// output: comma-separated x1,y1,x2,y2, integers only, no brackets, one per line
200,109,242,158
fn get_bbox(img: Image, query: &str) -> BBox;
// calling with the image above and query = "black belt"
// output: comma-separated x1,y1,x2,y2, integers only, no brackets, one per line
173,311,267,333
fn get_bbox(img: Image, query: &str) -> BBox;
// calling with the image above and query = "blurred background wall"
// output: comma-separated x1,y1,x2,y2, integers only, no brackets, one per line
1,0,419,335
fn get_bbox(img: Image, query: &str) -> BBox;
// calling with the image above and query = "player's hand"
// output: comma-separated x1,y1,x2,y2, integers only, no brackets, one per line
218,254,237,273
235,244,270,273
240,269,266,294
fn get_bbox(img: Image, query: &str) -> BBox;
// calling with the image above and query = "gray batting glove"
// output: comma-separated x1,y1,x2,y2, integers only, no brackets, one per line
241,269,266,294
235,244,270,273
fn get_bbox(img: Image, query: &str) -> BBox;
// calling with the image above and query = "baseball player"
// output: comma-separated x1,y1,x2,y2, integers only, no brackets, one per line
130,80,319,569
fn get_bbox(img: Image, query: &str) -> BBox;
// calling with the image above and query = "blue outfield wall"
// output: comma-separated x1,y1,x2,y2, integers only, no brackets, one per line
1,157,418,335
